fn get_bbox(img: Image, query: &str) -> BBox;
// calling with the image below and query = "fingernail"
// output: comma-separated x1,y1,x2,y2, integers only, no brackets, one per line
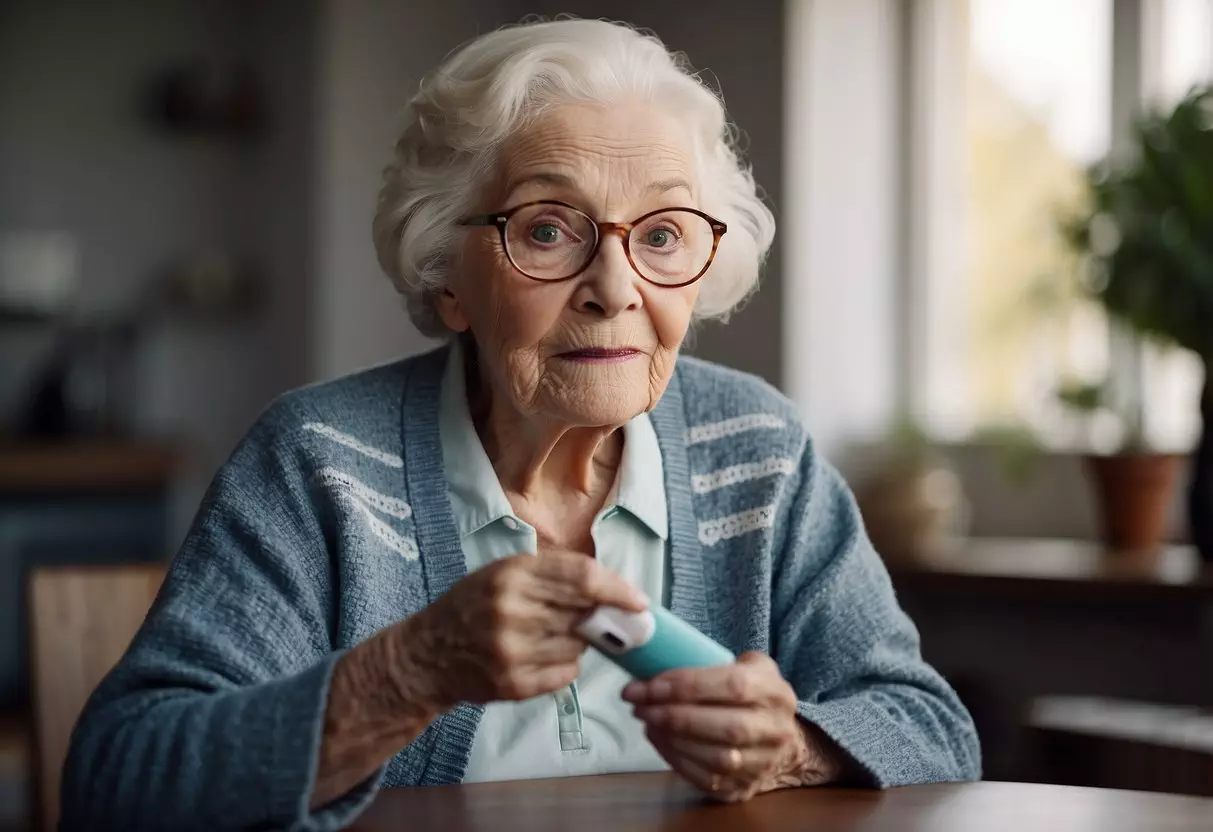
622,683,644,702
649,680,672,700
633,590,650,608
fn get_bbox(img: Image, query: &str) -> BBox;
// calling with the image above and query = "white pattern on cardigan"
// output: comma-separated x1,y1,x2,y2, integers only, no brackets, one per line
697,505,777,545
691,457,796,494
303,422,404,468
686,413,786,445
313,467,412,519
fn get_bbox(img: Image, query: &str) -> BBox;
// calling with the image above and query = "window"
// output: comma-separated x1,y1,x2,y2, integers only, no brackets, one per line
915,0,1114,445
1159,0,1213,103
913,0,1212,451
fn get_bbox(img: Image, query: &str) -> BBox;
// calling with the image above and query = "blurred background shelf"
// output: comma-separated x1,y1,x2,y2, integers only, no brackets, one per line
889,538,1213,786
888,538,1213,601
0,442,182,494
1029,696,1213,797
0,306,56,327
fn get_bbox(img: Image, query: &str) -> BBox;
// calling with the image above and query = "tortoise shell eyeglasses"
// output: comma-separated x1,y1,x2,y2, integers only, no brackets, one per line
458,200,727,288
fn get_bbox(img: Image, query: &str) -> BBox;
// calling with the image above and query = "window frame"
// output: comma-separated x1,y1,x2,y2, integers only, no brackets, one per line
898,0,1212,449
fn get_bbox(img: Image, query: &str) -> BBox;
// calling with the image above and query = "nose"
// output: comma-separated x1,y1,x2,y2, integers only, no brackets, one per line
571,228,643,318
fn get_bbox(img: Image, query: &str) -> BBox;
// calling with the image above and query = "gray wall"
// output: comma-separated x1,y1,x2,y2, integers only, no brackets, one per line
312,1,477,380
312,0,786,386
0,0,316,534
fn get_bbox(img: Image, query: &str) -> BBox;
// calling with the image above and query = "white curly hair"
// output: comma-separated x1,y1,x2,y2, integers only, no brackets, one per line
372,17,776,338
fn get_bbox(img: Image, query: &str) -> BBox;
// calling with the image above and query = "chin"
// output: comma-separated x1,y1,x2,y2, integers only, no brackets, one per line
536,362,659,427
542,389,649,428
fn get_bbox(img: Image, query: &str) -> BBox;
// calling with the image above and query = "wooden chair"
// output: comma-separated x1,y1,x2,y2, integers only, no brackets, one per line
26,563,166,831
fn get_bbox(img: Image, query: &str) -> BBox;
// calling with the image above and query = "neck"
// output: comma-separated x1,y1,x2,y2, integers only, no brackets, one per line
464,348,624,499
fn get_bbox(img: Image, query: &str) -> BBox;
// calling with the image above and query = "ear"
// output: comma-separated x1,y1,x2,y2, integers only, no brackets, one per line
435,288,470,333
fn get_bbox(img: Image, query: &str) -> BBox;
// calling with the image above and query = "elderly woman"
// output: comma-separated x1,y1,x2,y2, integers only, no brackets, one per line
63,17,979,831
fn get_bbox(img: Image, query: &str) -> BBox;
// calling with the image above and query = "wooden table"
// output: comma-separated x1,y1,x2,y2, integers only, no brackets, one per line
348,773,1213,831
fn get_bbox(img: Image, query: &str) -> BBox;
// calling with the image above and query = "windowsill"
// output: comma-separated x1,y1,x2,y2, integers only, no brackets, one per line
886,536,1210,602
837,439,1192,542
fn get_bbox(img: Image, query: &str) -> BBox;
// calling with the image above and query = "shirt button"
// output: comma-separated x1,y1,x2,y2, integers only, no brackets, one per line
502,517,519,531
563,703,576,715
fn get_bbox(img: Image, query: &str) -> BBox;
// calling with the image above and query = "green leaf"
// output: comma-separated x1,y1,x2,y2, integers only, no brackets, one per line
1060,85,1213,360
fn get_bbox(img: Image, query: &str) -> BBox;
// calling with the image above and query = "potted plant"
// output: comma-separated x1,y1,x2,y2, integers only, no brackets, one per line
1054,379,1183,555
1063,85,1213,562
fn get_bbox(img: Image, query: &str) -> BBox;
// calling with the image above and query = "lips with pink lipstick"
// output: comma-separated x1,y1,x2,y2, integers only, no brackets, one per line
556,346,642,364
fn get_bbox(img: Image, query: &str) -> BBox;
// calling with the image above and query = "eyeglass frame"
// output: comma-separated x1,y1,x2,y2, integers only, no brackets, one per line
457,199,728,288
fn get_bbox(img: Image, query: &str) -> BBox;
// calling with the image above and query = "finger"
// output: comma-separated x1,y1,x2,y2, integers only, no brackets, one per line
498,661,580,700
488,560,599,634
646,728,746,801
662,735,778,781
531,552,648,611
492,587,587,640
646,728,726,792
632,704,788,747
502,633,586,665
519,603,586,637
534,552,649,610
623,659,784,707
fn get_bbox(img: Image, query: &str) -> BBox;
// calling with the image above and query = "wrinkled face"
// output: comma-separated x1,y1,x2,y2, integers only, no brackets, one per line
438,100,703,427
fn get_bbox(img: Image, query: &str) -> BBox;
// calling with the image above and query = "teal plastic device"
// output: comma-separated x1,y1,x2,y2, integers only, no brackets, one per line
576,605,735,680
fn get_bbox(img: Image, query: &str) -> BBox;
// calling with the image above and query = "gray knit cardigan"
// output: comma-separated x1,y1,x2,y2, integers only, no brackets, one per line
61,345,980,831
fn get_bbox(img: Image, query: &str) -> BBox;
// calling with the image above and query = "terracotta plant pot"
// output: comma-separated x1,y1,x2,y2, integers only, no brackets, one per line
857,461,968,563
1083,453,1184,555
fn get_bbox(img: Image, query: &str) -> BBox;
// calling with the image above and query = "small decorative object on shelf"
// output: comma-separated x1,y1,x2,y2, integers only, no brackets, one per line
151,250,262,320
11,248,262,440
18,321,139,439
1062,84,1213,563
0,230,79,321
856,418,970,564
142,60,264,138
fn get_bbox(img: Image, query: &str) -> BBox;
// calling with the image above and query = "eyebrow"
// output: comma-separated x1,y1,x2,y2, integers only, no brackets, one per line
505,171,580,195
503,172,694,201
646,177,694,197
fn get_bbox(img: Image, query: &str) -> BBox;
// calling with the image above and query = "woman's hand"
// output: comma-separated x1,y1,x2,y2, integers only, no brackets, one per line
313,551,640,809
401,551,648,711
623,652,847,802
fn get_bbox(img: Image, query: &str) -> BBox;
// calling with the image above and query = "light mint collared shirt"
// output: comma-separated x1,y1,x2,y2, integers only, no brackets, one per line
438,341,671,783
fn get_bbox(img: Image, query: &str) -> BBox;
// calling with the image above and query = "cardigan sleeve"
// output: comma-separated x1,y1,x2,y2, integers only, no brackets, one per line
769,441,982,787
60,406,388,832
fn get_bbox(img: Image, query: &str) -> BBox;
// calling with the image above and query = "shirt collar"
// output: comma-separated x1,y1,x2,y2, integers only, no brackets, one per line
613,403,668,539
438,339,668,541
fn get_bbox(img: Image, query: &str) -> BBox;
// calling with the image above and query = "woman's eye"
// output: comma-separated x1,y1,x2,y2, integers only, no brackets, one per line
530,224,562,244
645,228,677,247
